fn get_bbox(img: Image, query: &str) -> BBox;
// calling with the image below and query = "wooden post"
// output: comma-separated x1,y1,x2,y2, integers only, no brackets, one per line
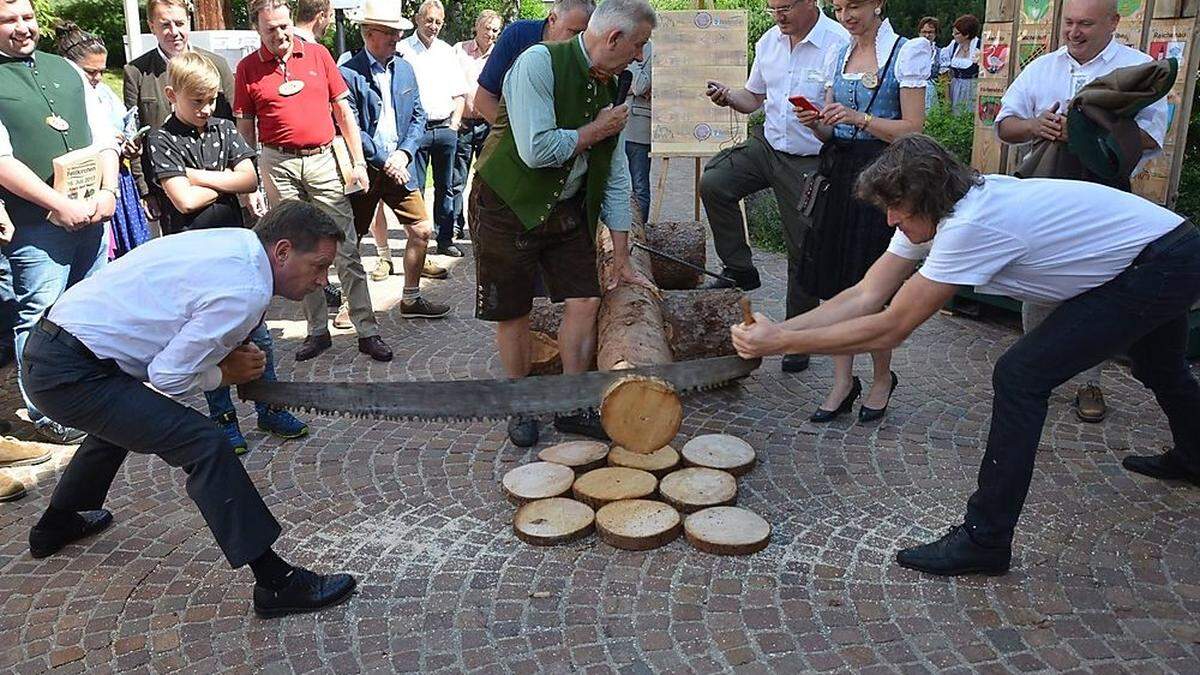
194,0,234,30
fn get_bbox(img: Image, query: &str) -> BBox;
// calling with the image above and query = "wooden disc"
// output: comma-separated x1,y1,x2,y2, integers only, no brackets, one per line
684,506,771,555
607,444,680,477
501,462,575,505
571,467,657,509
680,434,756,476
595,499,682,550
599,376,681,455
658,467,737,513
538,441,609,472
513,498,595,545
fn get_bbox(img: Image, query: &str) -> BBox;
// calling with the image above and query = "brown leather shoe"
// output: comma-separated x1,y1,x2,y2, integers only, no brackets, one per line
295,333,333,361
0,437,54,468
369,258,394,282
421,260,448,279
1075,384,1107,423
0,473,26,502
332,303,352,330
357,335,393,361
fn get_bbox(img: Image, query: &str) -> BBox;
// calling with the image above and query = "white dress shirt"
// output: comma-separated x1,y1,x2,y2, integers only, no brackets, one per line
398,35,468,121
745,14,849,157
996,39,1169,153
49,229,274,397
887,174,1182,304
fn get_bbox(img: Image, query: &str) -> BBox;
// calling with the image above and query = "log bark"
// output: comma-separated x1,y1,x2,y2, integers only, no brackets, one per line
594,221,673,370
643,220,706,289
660,288,743,360
528,288,742,374
194,0,235,29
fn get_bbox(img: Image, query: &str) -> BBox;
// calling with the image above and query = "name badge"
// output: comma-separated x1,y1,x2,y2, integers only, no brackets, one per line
805,68,825,83
278,80,305,96
1069,70,1091,98
45,114,70,132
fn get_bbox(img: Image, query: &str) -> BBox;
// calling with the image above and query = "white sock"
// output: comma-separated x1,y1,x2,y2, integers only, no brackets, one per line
403,286,420,302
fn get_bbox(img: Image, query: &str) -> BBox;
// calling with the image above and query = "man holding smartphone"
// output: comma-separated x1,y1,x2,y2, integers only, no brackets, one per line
699,0,848,373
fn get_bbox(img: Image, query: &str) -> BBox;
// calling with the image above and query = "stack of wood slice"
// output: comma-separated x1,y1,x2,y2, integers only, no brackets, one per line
503,433,772,555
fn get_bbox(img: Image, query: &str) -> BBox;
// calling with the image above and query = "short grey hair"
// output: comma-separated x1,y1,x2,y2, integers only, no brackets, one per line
417,0,444,17
587,0,656,37
553,0,596,15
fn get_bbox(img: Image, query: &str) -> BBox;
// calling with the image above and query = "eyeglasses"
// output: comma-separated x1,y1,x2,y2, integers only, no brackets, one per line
763,0,802,17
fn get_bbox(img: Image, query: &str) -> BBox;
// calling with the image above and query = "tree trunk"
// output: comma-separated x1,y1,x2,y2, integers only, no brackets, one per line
195,0,234,30
528,299,563,375
595,221,673,370
660,288,742,360
643,220,706,290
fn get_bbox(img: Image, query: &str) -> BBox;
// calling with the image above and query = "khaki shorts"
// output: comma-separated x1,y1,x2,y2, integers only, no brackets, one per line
349,165,428,238
470,178,601,322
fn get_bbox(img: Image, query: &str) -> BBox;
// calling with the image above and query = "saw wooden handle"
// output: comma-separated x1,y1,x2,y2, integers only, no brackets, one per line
739,297,755,326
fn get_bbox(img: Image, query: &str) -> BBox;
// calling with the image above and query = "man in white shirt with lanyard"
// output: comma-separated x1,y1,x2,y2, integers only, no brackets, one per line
399,0,468,258
731,135,1200,577
995,0,1169,424
700,0,849,374
23,201,357,618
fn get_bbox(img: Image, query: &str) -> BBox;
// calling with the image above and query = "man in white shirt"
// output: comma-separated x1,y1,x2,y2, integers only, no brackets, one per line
24,201,356,618
731,135,1200,577
399,0,468,257
700,0,849,373
995,0,1170,423
292,0,333,44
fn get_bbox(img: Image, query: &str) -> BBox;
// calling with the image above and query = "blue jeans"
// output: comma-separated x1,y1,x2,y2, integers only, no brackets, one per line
625,140,651,225
7,218,106,424
965,224,1200,547
204,322,277,419
451,119,490,230
413,125,458,248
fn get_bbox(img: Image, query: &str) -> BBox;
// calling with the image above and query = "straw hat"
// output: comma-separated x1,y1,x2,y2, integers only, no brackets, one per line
348,0,414,31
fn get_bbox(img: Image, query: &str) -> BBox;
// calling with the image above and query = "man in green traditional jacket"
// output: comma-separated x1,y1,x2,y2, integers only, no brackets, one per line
0,0,119,444
470,0,655,447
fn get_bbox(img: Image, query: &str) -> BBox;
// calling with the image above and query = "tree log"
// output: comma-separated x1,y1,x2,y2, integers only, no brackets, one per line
643,220,706,290
594,221,673,370
528,288,742,374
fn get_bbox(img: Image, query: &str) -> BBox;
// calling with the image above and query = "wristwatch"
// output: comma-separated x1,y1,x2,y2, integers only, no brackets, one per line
860,114,874,130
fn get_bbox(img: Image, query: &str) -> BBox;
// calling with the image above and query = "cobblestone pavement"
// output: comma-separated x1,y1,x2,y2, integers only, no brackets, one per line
2,161,1199,674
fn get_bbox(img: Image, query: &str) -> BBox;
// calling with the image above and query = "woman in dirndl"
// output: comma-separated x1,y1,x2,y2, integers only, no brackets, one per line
916,16,941,110
946,14,981,114
56,21,151,259
793,0,930,424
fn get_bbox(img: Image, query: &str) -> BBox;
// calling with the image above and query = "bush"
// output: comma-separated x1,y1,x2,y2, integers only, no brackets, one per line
923,98,974,164
1177,85,1200,223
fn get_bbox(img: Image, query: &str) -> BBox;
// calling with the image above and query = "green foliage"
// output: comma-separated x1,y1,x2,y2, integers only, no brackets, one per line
746,190,788,254
923,97,974,164
45,0,124,66
883,0,986,44
1176,85,1200,223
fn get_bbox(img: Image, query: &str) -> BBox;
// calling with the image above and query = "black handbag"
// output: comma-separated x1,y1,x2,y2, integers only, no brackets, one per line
797,39,902,219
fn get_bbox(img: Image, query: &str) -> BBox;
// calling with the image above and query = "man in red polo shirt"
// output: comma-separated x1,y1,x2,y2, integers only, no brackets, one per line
234,0,392,362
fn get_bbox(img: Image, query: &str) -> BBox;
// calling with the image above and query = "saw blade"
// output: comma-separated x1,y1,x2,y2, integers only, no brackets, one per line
238,355,761,421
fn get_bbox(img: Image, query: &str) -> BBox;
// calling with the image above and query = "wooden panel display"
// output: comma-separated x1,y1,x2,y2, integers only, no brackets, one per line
1020,0,1054,23
1116,0,1149,48
651,10,749,157
1134,15,1199,203
973,78,1009,174
1014,22,1054,78
981,22,1015,80
987,0,1018,22
1153,0,1182,18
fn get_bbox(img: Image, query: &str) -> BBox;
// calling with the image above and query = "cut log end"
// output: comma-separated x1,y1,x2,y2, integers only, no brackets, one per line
683,506,771,555
571,467,658,510
658,467,738,514
501,462,576,505
599,375,682,454
595,499,682,551
513,497,596,546
607,444,681,477
538,441,610,473
680,434,756,477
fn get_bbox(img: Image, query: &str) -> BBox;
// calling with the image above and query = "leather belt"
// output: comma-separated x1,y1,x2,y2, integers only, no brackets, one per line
1132,220,1197,266
36,317,96,359
426,118,450,129
263,142,331,157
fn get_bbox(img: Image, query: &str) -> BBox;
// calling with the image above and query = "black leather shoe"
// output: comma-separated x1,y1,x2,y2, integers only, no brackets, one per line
700,267,761,291
554,409,610,441
810,377,861,423
29,509,113,559
896,525,1012,576
507,416,539,447
1122,451,1200,487
781,354,810,373
859,371,899,422
357,336,393,362
253,567,357,619
295,333,332,362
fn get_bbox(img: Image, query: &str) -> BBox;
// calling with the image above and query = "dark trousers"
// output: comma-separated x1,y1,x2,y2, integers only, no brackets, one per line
414,124,458,248
22,321,282,568
699,130,819,318
450,118,490,231
965,224,1200,547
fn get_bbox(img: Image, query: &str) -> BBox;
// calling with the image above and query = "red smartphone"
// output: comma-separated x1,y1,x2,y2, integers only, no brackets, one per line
788,94,821,113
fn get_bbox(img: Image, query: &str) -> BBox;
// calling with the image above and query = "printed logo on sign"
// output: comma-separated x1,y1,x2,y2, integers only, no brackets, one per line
694,12,713,29
693,123,712,141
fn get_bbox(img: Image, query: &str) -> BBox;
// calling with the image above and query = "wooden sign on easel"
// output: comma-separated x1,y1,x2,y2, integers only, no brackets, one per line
649,4,748,222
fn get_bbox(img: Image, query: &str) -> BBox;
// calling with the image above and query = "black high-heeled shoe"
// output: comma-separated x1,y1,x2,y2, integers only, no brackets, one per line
858,371,899,422
811,377,861,423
